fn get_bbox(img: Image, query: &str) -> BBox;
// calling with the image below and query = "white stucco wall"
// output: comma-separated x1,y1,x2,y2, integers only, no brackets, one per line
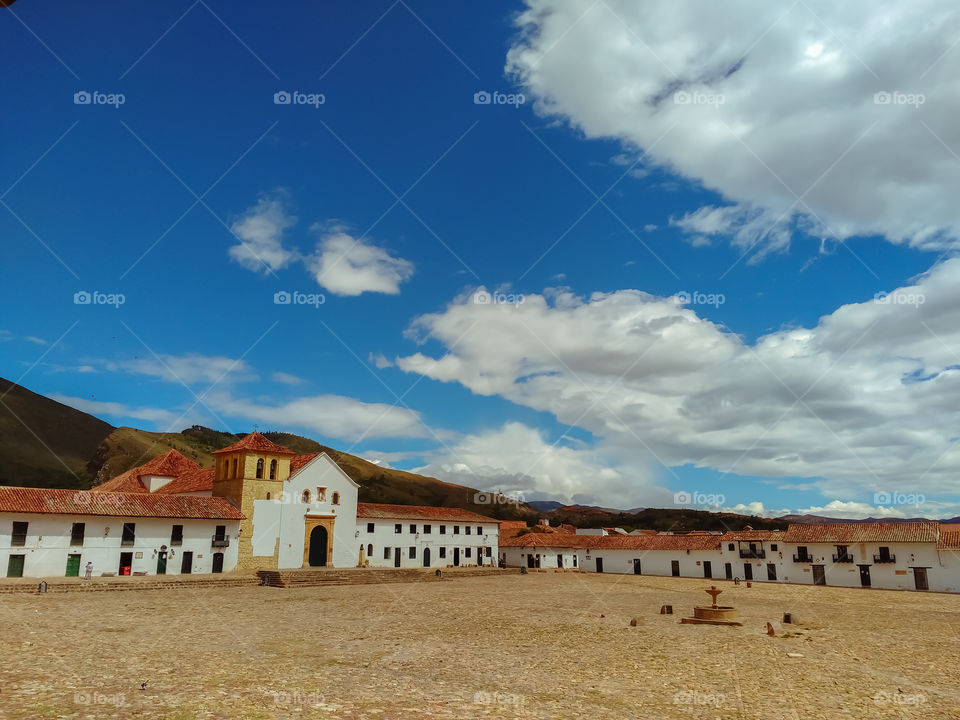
500,546,578,569
501,538,960,594
0,513,239,578
359,518,499,568
782,541,944,591
248,454,360,569
718,541,789,583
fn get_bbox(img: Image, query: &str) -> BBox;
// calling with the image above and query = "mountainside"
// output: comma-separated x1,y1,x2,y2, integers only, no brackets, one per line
0,378,114,488
548,506,789,533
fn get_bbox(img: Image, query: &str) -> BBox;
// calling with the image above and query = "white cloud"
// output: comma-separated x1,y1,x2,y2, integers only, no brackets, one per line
47,394,179,425
228,195,298,273
307,226,413,296
369,352,394,369
271,371,303,385
415,422,661,507
397,259,960,507
25,336,47,346
103,353,256,386
508,0,960,256
209,392,429,441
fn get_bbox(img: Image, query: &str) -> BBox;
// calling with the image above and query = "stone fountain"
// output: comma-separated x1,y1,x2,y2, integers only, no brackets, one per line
680,585,743,626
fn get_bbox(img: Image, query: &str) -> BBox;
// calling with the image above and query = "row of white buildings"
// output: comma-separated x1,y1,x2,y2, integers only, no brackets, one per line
498,522,960,592
1,431,958,594
0,433,497,579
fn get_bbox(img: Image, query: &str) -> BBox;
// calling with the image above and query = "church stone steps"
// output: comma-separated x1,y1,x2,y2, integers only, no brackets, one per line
257,567,507,588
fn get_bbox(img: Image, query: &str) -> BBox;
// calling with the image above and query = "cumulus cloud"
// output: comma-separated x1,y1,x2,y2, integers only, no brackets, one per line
397,259,960,507
307,226,414,296
414,422,658,507
508,0,960,256
228,195,297,273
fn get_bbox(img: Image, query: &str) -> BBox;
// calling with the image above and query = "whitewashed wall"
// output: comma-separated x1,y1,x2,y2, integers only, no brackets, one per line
501,538,960,594
249,454,360,569
0,513,239,578
576,548,723,577
359,518,499,568
782,541,945,591
500,546,579,569
718,542,789,583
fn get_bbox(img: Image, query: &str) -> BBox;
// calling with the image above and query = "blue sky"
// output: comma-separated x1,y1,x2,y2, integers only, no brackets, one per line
3,1,960,518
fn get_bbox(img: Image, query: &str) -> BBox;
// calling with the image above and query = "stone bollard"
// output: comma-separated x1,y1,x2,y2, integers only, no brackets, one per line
746,581,752,588
660,604,673,615
629,617,642,626
782,613,793,624
766,622,776,636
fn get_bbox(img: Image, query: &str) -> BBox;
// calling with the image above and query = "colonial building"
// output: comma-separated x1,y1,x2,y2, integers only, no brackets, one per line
357,503,499,569
0,487,242,578
500,522,960,593
0,432,498,579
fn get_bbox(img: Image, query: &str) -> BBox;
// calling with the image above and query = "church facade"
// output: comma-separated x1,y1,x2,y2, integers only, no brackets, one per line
0,432,499,579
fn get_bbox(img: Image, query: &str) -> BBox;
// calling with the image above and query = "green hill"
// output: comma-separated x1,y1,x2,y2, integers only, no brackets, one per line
0,378,114,488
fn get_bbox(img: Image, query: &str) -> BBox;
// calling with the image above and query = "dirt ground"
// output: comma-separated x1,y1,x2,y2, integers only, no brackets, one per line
1,572,958,719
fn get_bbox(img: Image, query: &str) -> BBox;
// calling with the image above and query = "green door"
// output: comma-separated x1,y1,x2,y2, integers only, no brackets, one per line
156,551,167,575
65,554,81,577
7,555,25,578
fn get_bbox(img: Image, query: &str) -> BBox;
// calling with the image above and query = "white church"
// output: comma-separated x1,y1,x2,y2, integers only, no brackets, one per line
0,432,499,579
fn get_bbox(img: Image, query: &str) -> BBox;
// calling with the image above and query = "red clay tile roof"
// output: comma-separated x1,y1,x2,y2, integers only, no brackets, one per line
357,502,496,523
213,432,295,455
784,522,939,544
290,453,319,473
723,530,786,542
937,531,960,549
153,467,215,495
0,486,243,519
497,520,529,539
499,533,722,551
91,450,201,493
